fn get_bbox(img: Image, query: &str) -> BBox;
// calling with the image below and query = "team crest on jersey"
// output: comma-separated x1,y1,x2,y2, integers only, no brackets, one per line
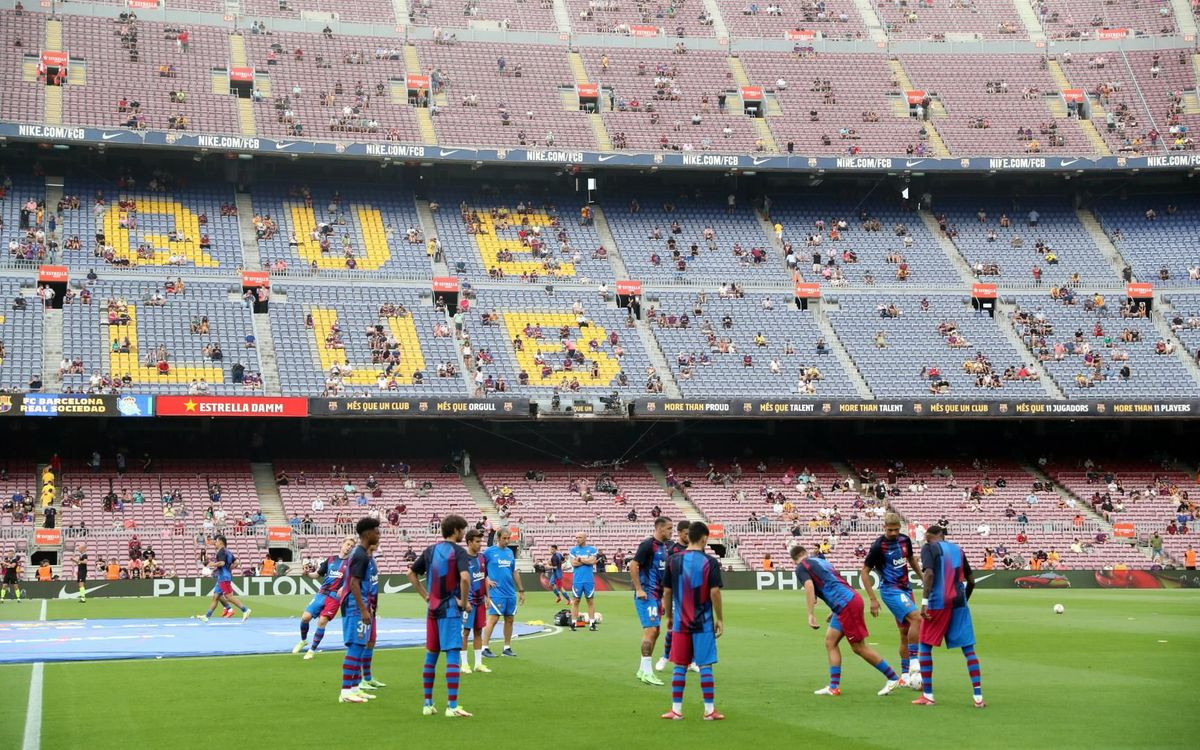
0,396,11,413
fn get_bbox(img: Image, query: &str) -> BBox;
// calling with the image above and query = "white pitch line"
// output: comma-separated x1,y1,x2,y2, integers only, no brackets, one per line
22,599,47,750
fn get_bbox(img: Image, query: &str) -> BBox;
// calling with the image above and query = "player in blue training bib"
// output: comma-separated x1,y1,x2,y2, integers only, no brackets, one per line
568,532,599,630
481,528,525,658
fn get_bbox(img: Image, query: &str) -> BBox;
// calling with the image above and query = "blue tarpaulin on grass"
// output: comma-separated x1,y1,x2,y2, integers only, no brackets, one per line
0,617,546,663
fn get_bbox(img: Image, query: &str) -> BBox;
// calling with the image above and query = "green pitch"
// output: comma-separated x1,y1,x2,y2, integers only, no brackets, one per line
1,590,1196,750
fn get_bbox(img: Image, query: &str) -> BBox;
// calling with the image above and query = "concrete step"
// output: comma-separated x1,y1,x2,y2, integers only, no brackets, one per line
251,462,288,525
254,73,271,97
42,308,63,390
44,86,63,126
589,113,613,151
414,198,446,276
68,61,85,86
22,59,38,83
644,462,707,523
228,34,247,68
1076,208,1129,278
252,312,282,396
45,19,62,50
634,317,682,398
995,302,1064,398
701,0,730,38
1153,301,1200,390
234,192,261,270
416,109,438,146
552,0,573,34
592,205,629,280
211,70,228,96
236,97,256,136
814,304,874,399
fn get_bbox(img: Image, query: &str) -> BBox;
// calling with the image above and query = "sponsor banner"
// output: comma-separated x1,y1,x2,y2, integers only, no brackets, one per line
1062,88,1085,104
267,526,293,543
18,394,154,417
636,398,1200,418
794,282,821,299
38,265,69,283
905,90,926,105
629,24,660,37
41,51,67,68
785,29,817,40
432,276,460,293
740,86,763,101
1127,282,1154,298
1112,522,1136,538
576,83,599,98
127,0,162,7
308,397,530,417
615,279,643,296
156,395,309,417
1097,27,1128,39
229,67,254,83
406,73,429,90
34,529,61,546
972,282,998,298
9,121,1200,175
241,270,270,287
13,569,1198,599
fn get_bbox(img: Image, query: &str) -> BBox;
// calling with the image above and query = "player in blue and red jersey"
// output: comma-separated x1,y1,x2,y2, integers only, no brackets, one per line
294,535,355,656
861,513,923,688
351,539,386,693
408,514,473,717
792,545,901,697
546,544,571,604
198,535,250,622
660,521,725,721
481,527,524,659
656,520,693,674
629,516,672,686
460,529,492,675
338,518,380,704
913,525,984,708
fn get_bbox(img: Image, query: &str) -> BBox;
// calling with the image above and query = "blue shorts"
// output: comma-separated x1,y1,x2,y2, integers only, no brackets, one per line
304,593,329,618
670,630,717,667
427,614,464,652
945,606,976,649
881,588,917,624
342,611,372,647
547,570,563,585
489,595,518,617
634,596,662,628
463,603,486,631
573,582,595,600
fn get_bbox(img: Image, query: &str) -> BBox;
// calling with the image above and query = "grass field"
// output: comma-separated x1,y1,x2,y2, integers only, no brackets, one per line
1,589,1196,750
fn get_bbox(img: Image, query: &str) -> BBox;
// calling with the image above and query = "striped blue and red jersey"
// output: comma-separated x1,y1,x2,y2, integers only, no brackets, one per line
365,555,379,610
412,540,470,619
666,550,723,633
633,536,669,600
316,555,346,596
340,544,372,615
921,540,969,610
864,533,914,591
795,556,855,614
214,548,234,582
466,552,487,606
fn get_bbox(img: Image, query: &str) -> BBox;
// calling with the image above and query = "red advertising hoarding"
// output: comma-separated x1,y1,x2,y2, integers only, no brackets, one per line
156,396,309,417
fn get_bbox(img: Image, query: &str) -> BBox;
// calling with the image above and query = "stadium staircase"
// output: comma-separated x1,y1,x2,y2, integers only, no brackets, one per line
646,462,749,571
43,18,64,126
1174,0,1199,37
228,35,256,137
702,0,729,38
1012,0,1046,43
1046,61,1111,157
551,0,573,34
404,45,439,145
415,199,449,275
234,193,262,269
849,0,889,42
634,318,683,398
645,462,708,525
42,306,63,391
994,302,1065,398
391,0,410,27
1076,209,1134,279
918,210,977,283
591,205,630,280
251,462,288,526
1024,462,1160,565
567,52,613,152
727,57,778,153
44,174,64,261
812,301,874,399
886,60,949,157
1150,301,1200,388
251,306,282,395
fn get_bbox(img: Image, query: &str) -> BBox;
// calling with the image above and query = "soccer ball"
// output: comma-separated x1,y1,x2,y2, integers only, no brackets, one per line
594,612,603,623
908,673,923,690
1053,603,1065,614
